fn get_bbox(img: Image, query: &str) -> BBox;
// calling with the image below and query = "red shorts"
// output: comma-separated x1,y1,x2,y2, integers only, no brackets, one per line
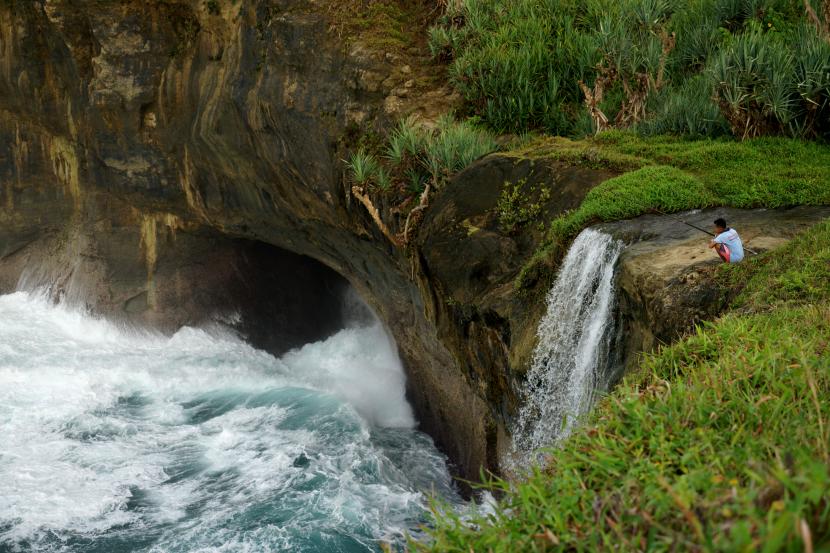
715,243,731,263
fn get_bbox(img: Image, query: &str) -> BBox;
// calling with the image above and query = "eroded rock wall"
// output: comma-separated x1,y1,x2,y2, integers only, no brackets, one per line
0,0,496,482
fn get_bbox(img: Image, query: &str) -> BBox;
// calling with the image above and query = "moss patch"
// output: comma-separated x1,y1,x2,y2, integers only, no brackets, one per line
349,2,411,51
324,0,434,55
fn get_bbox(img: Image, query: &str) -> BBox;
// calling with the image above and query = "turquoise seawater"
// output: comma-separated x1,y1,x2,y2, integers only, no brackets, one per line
0,292,460,552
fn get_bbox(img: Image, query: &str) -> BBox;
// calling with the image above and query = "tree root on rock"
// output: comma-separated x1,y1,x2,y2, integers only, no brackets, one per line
351,182,432,251
351,185,401,247
400,183,431,247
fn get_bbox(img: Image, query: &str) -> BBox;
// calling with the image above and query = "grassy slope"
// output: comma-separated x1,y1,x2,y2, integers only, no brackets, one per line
515,131,830,289
420,220,830,552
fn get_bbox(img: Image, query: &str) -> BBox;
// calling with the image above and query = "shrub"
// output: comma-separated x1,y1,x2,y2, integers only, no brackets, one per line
386,116,426,165
791,25,830,140
431,0,599,134
425,116,499,177
375,167,392,191
639,76,731,137
710,30,797,138
427,25,455,60
709,24,830,140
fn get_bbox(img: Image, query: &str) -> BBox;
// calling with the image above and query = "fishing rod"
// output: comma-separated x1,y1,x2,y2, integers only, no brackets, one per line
649,207,759,256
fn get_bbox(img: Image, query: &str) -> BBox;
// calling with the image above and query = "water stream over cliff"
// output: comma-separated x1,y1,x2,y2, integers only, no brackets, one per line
512,228,623,465
0,291,460,552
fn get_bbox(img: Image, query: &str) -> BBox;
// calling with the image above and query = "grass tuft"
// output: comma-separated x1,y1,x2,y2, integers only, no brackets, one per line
346,148,380,187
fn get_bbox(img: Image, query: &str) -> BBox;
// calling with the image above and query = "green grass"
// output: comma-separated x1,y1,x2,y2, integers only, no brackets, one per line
420,220,830,552
547,165,713,239
516,131,830,290
718,218,830,310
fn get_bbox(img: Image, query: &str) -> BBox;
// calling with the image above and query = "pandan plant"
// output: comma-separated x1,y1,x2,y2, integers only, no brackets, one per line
346,149,380,187
710,30,798,138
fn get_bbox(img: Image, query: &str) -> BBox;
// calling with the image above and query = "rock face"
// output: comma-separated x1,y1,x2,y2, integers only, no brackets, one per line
0,0,495,482
1,0,828,484
415,154,615,461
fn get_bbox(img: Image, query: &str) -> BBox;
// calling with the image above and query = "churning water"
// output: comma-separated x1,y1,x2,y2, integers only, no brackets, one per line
0,291,460,552
512,228,623,464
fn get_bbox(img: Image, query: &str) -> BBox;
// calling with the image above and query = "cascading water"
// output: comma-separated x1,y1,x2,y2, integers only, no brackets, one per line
0,291,460,552
512,228,623,464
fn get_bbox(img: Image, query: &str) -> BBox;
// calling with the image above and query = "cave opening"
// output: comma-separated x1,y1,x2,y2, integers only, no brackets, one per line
206,238,366,357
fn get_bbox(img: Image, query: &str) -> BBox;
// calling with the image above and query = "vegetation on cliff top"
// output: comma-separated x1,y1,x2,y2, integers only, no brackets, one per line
429,0,830,141
419,219,830,552
347,115,498,194
342,0,829,256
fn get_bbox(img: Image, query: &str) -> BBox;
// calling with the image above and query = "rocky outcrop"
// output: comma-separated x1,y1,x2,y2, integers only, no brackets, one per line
415,154,615,460
605,206,830,369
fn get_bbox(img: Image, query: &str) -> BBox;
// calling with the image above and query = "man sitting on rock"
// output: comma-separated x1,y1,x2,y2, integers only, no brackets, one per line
709,217,744,263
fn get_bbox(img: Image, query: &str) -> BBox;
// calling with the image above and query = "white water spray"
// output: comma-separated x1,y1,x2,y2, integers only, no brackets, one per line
512,228,623,463
0,291,457,552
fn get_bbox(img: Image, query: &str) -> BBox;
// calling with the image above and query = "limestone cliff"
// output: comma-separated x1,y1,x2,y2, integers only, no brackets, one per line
0,0,513,483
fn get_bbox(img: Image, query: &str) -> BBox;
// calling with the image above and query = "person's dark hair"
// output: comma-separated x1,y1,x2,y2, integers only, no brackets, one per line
714,217,727,229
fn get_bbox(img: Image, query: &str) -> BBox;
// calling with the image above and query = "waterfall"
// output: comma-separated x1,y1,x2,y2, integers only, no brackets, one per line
512,228,623,463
